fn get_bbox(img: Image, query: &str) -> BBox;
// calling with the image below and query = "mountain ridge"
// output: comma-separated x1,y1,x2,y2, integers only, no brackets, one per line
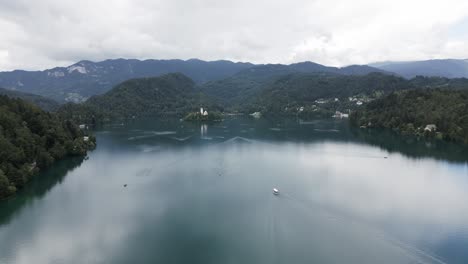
0,59,255,103
0,87,59,112
58,73,221,122
0,59,387,103
369,59,468,79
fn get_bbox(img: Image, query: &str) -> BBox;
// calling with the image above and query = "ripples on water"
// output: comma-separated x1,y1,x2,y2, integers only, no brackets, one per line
0,117,467,264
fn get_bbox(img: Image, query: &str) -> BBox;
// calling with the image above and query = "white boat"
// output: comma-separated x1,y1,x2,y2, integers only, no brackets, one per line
273,188,279,195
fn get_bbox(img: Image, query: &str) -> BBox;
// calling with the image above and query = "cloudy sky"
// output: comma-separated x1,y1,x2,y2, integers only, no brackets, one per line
0,0,468,71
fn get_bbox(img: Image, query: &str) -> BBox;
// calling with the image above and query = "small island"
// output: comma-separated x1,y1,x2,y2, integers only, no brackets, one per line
184,107,223,122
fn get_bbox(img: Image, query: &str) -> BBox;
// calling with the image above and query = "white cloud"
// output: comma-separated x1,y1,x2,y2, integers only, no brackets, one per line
0,0,467,70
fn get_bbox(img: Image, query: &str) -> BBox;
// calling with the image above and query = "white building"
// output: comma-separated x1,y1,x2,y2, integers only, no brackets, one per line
250,112,261,118
333,111,349,118
425,124,437,132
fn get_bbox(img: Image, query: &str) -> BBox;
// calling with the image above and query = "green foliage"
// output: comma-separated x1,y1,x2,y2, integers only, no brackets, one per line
236,72,411,115
0,87,60,112
58,73,222,123
351,89,468,144
200,64,296,106
0,169,11,198
0,59,253,103
200,69,468,115
0,95,94,199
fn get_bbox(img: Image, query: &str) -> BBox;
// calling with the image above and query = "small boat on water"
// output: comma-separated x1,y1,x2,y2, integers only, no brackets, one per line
273,188,279,195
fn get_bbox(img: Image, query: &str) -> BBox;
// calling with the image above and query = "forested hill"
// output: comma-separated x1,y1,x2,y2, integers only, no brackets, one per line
203,69,468,113
0,95,95,199
0,59,253,103
199,63,388,105
0,87,59,112
210,72,411,115
254,72,410,110
58,73,220,123
0,59,386,104
370,59,468,79
350,89,468,144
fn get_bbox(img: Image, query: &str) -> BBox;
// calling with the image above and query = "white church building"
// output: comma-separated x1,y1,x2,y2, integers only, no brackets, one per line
200,107,208,116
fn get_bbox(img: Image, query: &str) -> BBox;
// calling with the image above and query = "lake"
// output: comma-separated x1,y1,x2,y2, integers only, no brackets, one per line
1,117,468,264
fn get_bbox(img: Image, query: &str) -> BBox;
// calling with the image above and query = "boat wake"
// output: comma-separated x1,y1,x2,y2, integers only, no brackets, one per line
274,190,447,264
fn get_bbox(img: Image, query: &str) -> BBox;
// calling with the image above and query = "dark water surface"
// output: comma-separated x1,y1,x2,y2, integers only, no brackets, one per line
1,117,468,264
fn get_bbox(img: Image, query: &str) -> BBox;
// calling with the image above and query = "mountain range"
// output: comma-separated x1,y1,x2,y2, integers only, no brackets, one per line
0,59,253,103
370,59,468,79
1,58,468,109
0,87,59,112
0,59,386,103
57,73,221,123
57,69,468,123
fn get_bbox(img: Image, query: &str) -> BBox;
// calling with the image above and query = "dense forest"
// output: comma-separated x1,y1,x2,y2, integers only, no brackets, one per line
0,95,95,199
58,73,222,123
57,71,468,124
249,72,410,115
0,87,60,112
200,69,468,114
0,59,254,102
199,63,387,106
350,89,468,144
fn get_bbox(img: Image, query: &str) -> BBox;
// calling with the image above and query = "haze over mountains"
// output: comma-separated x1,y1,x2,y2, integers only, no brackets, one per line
1,58,468,106
370,59,468,79
0,88,59,112
0,59,254,103
0,59,387,103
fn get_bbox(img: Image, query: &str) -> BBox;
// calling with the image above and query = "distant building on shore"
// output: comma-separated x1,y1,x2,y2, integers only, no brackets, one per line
424,124,437,132
333,111,349,118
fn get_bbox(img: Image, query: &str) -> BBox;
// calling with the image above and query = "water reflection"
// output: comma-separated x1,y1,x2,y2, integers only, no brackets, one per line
351,128,468,163
201,124,208,137
0,117,468,264
0,157,85,227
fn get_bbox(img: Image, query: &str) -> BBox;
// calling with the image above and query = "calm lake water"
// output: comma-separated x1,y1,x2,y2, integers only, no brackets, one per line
1,117,468,264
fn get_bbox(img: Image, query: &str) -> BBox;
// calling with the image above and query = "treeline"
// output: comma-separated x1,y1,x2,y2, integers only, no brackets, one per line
350,89,468,144
184,111,223,122
58,73,222,123
237,72,410,115
0,95,95,199
0,87,60,112
56,71,468,122
225,73,468,117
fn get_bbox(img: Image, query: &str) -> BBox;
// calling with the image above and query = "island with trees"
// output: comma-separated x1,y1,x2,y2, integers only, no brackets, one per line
183,107,223,122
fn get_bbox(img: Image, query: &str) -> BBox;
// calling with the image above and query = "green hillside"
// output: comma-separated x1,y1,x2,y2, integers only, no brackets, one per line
351,89,468,143
58,73,221,123
0,95,95,199
0,87,60,112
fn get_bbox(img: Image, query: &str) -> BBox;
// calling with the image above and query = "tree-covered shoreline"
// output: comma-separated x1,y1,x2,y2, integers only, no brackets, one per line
0,95,95,199
350,89,468,144
57,73,222,124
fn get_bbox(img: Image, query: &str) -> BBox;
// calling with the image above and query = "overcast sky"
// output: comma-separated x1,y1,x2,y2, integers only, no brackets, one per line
0,0,468,71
